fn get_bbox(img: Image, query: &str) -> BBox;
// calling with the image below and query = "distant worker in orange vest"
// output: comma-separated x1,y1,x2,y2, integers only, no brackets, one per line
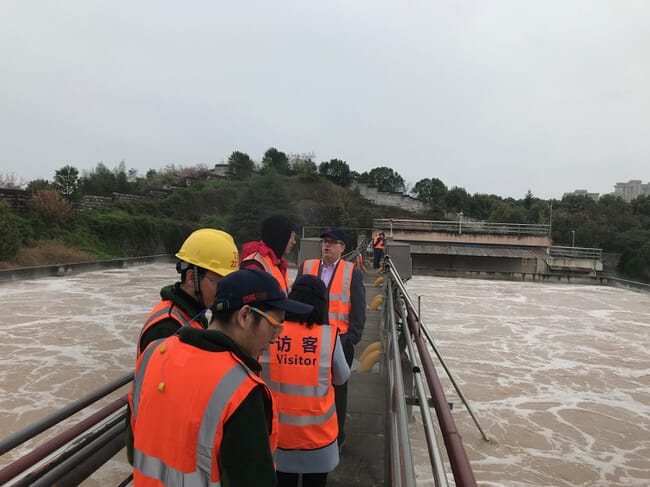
261,274,351,487
298,227,366,451
136,228,240,356
372,231,386,269
241,214,300,296
128,269,313,486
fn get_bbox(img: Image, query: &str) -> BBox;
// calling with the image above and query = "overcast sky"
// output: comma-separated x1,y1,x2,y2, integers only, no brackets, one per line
1,1,648,199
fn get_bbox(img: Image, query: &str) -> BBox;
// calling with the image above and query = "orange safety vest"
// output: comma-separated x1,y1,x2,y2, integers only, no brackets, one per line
261,322,338,450
137,300,199,357
302,259,354,335
373,235,385,250
129,335,277,486
242,252,290,296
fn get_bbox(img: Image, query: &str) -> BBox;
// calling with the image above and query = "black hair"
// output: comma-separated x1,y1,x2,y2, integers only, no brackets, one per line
285,275,328,327
176,262,207,284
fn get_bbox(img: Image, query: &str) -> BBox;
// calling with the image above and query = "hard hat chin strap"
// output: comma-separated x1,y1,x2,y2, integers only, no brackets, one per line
193,265,204,308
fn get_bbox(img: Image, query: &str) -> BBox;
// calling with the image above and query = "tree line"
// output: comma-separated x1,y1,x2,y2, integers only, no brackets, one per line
1,147,649,282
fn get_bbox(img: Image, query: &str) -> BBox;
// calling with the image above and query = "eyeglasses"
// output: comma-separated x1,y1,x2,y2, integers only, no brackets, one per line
249,306,284,327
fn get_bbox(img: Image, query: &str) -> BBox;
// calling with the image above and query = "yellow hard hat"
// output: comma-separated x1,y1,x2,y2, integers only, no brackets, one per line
175,228,239,277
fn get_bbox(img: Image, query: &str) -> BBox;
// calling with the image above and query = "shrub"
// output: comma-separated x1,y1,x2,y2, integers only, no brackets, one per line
0,201,21,260
29,189,73,225
10,240,94,267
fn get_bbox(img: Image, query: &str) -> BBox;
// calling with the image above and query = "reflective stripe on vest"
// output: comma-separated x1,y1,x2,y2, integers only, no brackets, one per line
243,252,289,296
278,402,337,426
129,337,274,485
302,259,353,333
260,322,339,450
133,449,220,487
130,337,165,421
261,325,333,397
138,300,195,356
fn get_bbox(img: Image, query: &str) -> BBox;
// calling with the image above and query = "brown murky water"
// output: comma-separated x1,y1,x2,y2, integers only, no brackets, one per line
1,265,649,486
405,276,650,486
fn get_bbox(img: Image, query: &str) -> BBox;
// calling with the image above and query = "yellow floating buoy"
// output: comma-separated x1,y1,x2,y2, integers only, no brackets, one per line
373,276,384,287
359,341,382,362
370,294,382,310
356,350,381,372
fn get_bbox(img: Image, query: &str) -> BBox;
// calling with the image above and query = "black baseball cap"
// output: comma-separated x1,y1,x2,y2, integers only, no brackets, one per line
320,227,346,243
212,269,313,315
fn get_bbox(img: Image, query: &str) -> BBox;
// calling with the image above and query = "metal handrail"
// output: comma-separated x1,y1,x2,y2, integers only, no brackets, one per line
343,237,369,262
394,298,450,487
385,258,490,443
0,395,128,485
373,218,551,236
549,246,603,259
383,272,417,486
382,254,484,486
0,373,133,486
0,372,132,455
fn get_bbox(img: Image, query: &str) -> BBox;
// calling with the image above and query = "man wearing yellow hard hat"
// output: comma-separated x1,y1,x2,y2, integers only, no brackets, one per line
136,228,240,356
126,228,240,466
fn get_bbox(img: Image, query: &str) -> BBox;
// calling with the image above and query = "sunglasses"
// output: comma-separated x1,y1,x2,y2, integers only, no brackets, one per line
249,306,284,327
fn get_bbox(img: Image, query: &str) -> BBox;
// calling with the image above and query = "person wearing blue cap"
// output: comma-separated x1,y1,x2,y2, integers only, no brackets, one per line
297,227,366,452
128,269,312,487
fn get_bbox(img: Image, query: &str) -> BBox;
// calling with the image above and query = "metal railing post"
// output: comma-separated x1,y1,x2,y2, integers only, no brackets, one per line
385,257,490,443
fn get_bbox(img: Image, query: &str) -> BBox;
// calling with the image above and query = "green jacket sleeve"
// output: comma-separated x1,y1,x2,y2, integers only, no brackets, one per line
219,386,276,487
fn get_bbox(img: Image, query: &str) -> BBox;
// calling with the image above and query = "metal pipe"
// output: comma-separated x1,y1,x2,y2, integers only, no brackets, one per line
396,300,449,487
412,310,490,443
0,372,132,455
385,278,417,486
385,258,490,442
0,395,128,485
407,310,477,487
25,419,126,487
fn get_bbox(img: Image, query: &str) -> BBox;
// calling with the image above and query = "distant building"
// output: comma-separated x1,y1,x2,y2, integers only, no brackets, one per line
211,163,231,178
351,182,425,213
562,189,600,200
614,180,650,202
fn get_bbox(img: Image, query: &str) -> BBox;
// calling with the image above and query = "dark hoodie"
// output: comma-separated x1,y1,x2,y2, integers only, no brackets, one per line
240,214,295,278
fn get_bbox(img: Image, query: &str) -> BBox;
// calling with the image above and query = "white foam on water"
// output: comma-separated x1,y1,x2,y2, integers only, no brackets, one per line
2,268,649,485
405,276,650,486
0,263,174,477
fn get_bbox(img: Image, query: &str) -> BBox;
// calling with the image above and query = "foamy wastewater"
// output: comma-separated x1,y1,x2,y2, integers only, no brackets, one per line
405,276,650,487
0,264,173,442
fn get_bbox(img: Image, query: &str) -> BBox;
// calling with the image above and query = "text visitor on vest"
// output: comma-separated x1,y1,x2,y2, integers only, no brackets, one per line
128,269,312,486
261,274,351,487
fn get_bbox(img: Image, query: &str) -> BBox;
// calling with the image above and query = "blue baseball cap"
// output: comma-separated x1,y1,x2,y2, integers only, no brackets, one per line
320,227,346,244
212,269,312,314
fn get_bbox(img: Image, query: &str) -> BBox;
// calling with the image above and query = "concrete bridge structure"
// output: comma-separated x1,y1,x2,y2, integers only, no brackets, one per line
372,218,603,279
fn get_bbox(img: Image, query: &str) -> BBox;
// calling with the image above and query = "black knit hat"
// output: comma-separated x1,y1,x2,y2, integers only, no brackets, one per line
261,214,297,259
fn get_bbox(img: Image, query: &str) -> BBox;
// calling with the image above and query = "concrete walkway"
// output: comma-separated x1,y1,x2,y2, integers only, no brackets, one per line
329,273,385,487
